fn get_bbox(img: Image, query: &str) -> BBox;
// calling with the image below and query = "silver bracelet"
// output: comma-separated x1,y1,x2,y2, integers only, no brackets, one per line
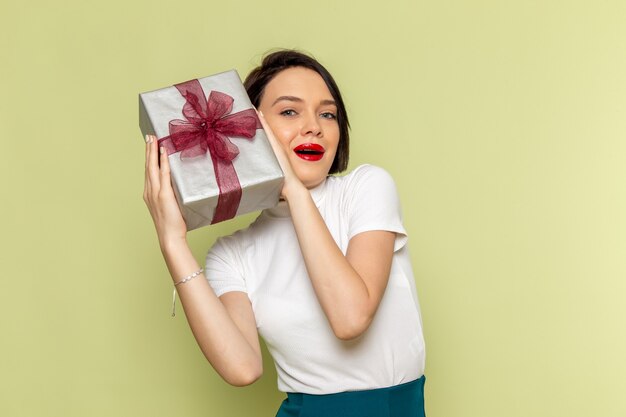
171,267,204,317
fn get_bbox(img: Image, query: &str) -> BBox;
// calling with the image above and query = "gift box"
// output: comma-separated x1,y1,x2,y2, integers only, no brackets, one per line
139,70,284,230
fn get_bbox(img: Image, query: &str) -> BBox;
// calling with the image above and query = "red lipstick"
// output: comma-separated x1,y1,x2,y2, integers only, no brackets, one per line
293,143,325,161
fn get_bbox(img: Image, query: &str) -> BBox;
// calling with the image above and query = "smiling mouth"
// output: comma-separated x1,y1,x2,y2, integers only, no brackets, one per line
294,143,325,161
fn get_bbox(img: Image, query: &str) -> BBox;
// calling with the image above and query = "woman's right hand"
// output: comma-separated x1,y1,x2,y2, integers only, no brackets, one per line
143,135,187,248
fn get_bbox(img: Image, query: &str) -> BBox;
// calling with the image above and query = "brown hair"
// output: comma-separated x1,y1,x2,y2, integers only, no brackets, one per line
244,50,350,174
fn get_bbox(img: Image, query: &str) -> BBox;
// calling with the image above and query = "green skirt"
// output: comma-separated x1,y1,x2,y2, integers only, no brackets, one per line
275,376,426,417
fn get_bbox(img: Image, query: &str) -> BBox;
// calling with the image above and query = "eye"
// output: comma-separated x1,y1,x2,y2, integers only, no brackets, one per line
320,112,337,120
280,109,297,117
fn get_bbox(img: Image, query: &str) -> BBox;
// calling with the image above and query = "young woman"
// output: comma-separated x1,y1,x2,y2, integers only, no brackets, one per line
143,50,426,417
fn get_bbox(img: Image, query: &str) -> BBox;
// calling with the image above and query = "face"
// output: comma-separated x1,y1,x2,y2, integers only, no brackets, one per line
257,67,340,189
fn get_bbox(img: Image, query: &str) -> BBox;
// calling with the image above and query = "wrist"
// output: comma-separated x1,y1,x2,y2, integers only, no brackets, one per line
282,179,308,202
159,235,189,254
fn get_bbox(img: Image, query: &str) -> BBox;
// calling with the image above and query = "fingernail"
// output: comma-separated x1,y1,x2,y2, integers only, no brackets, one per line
145,134,150,143
159,146,165,155
258,111,264,117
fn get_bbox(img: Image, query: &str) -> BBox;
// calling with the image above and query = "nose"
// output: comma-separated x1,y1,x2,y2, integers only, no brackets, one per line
300,111,322,137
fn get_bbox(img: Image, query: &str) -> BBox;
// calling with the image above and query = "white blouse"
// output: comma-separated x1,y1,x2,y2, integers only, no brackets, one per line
205,164,425,394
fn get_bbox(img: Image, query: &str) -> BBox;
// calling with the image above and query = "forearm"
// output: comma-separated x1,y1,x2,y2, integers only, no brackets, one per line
255,112,392,340
143,135,260,385
285,186,373,339
160,240,262,385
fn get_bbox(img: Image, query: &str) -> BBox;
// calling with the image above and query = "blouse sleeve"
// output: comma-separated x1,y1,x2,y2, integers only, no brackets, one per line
204,235,247,297
343,164,408,252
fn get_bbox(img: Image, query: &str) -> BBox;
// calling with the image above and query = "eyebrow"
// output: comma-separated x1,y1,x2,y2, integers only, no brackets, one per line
271,96,337,107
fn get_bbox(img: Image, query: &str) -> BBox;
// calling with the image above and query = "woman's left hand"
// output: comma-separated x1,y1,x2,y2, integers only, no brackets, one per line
257,110,305,200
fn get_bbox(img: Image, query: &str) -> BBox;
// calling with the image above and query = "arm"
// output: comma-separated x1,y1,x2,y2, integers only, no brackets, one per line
257,114,396,341
287,186,396,340
143,135,262,386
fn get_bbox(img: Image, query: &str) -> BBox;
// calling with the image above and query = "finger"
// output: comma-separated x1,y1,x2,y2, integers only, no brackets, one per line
258,111,293,174
158,145,173,193
257,111,277,144
144,133,153,164
144,135,153,197
145,134,152,168
147,135,161,191
257,112,282,156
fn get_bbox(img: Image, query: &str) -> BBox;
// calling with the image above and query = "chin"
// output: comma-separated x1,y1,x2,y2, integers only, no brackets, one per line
290,154,334,189
303,178,326,189
294,167,328,189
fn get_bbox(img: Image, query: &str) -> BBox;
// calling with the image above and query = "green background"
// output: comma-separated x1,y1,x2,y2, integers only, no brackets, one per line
1,0,625,416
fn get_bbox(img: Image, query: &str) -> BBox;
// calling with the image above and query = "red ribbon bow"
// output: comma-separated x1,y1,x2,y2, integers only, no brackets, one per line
158,79,261,224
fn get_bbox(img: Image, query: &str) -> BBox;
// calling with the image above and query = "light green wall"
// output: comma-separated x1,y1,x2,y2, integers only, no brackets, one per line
1,1,625,416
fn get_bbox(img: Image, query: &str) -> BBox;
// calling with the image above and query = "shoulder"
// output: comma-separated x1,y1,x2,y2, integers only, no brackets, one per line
326,163,404,220
339,164,394,182
330,164,399,199
206,229,243,267
205,218,267,285
206,218,260,259
330,164,407,250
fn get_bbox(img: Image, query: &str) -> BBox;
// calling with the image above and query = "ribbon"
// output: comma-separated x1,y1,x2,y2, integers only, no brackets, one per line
158,79,261,224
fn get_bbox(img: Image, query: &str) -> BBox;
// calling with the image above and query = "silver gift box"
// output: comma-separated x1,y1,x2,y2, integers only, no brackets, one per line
139,70,284,230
